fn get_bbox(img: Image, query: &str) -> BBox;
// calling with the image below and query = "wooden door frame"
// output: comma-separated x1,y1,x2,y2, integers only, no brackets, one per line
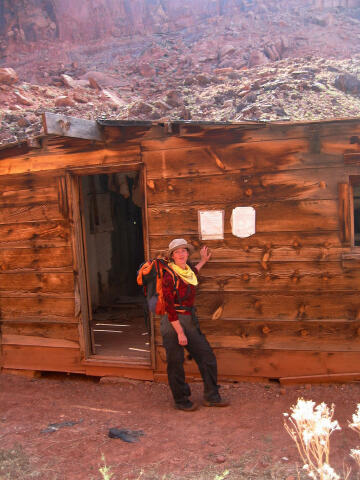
66,163,153,366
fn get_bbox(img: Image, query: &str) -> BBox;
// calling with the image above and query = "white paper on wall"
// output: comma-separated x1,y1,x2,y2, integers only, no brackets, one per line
198,210,224,240
231,207,256,238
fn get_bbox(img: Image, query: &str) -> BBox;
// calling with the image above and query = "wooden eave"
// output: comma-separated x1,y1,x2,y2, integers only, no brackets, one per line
0,113,359,166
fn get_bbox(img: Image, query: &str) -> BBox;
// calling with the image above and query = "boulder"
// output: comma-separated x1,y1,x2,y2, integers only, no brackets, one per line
14,91,32,106
101,89,125,107
0,67,18,85
138,62,156,78
81,71,119,88
153,100,171,113
73,92,88,104
129,101,153,116
55,95,75,107
60,74,77,88
196,74,211,86
248,50,270,67
220,44,235,58
334,74,360,95
61,74,89,89
165,90,183,107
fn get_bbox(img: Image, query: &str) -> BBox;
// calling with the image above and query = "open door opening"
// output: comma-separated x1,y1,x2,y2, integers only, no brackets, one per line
80,171,150,364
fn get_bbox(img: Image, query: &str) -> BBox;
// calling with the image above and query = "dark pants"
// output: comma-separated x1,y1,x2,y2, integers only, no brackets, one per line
160,313,220,405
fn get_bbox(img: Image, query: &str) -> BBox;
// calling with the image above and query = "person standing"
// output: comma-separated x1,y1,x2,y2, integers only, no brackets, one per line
161,238,229,411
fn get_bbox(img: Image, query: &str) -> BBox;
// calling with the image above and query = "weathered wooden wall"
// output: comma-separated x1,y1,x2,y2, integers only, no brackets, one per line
1,119,360,381
139,120,360,381
0,172,83,373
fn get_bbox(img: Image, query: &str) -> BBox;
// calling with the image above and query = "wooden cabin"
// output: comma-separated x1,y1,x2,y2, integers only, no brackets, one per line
1,113,360,383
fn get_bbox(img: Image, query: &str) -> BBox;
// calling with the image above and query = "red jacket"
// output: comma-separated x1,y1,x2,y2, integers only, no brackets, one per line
162,267,199,322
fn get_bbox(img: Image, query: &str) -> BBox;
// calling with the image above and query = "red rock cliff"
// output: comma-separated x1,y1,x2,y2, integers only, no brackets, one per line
2,0,359,46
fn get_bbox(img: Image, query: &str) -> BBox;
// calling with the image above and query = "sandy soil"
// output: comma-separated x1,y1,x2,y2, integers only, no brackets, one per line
1,372,360,480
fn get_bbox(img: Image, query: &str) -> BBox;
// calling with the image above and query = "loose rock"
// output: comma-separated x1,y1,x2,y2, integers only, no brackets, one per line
0,67,18,85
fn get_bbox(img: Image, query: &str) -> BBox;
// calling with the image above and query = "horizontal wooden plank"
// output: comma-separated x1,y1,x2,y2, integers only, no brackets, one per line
146,167,347,207
0,221,70,248
0,297,75,322
1,369,42,378
2,345,84,373
155,346,360,378
194,291,360,321
196,261,360,292
148,200,339,236
1,322,80,342
321,136,360,156
0,203,62,225
149,232,343,263
178,119,360,142
2,334,79,349
0,142,141,176
0,273,74,296
0,246,73,272
0,174,57,193
0,187,57,208
84,363,154,379
142,120,360,152
155,319,360,352
43,112,104,141
144,143,345,180
280,372,360,384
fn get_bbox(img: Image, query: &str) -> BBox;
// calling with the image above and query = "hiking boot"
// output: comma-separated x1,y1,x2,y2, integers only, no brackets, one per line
203,398,229,408
175,400,198,411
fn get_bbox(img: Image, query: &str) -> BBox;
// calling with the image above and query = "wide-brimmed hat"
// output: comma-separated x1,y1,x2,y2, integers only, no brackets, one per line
167,238,194,257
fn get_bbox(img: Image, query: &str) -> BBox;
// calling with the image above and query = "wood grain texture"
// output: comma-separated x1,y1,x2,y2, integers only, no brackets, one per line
2,322,79,342
194,291,360,321
43,112,104,141
141,121,360,152
0,221,70,248
0,143,141,176
155,319,360,352
2,345,84,372
155,346,360,378
0,297,75,322
338,183,351,245
84,363,154,379
0,272,74,296
0,247,72,272
0,203,62,225
2,334,79,349
149,232,343,262
146,168,345,207
0,187,58,208
144,143,344,179
195,261,360,292
0,174,57,193
148,200,339,236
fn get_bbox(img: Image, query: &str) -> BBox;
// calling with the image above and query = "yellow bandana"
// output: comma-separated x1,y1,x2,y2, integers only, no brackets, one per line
168,262,198,286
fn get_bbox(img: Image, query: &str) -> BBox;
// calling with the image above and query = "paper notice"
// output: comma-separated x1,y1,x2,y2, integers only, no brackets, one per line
198,210,224,240
231,207,256,238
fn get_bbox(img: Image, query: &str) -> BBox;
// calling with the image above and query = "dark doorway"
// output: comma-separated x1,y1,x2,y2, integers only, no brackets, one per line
80,171,150,363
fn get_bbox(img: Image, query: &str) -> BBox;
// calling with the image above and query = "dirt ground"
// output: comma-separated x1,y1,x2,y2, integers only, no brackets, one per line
1,373,360,480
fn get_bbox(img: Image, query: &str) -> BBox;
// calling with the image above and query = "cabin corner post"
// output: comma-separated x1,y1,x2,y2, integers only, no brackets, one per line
65,173,93,359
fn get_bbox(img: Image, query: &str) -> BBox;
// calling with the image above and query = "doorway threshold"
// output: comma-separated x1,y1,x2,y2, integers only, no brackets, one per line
83,356,154,380
83,355,152,368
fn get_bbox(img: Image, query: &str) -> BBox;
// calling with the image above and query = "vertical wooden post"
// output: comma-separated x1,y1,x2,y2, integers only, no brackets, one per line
66,174,94,358
338,183,351,245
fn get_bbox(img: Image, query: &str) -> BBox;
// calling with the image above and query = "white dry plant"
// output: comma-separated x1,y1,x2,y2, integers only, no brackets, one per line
99,453,114,480
349,404,360,471
283,398,342,480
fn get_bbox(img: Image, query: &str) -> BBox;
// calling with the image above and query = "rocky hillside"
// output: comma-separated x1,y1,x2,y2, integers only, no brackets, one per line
1,0,360,145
